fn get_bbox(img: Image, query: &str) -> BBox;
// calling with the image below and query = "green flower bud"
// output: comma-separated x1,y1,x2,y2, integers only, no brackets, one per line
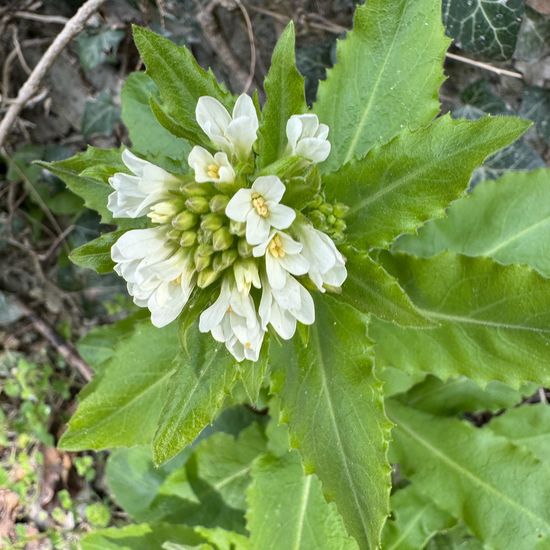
319,202,333,215
212,227,234,251
197,268,222,288
308,210,326,228
308,194,324,209
220,249,238,270
147,198,184,224
201,213,225,232
172,210,198,231
334,219,347,233
197,229,213,244
196,243,214,257
326,214,336,226
185,196,210,214
181,182,214,197
209,194,230,213
179,230,197,247
166,228,182,241
333,202,350,218
237,238,252,258
194,244,213,272
229,219,246,236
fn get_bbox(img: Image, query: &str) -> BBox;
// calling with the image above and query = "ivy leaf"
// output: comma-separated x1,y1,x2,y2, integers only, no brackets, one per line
77,28,125,71
152,330,238,465
59,321,180,450
337,248,433,327
247,452,358,550
520,86,550,144
82,90,120,138
273,296,392,549
69,230,123,274
371,253,550,388
121,72,192,173
442,0,524,60
313,0,449,173
395,169,550,277
382,485,455,550
387,400,550,548
515,8,550,62
132,26,234,147
323,115,530,250
257,22,306,169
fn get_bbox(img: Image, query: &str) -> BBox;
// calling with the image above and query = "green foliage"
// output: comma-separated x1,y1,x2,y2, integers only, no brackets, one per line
69,231,123,274
313,0,449,172
520,86,550,144
77,28,125,71
82,90,120,138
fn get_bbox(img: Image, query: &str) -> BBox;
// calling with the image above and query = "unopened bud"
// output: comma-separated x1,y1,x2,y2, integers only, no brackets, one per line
308,194,323,209
319,202,333,215
185,196,210,214
333,202,350,218
197,268,221,288
308,210,326,228
147,199,183,224
229,219,246,237
326,214,336,226
201,213,225,232
194,244,213,272
220,249,238,270
181,182,214,197
334,219,346,233
167,228,182,241
197,229,213,244
209,194,230,213
237,238,252,258
212,227,234,251
179,230,197,247
172,210,198,231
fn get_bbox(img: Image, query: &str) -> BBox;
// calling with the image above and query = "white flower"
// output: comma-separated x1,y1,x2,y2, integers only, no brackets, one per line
233,259,261,294
107,149,180,218
199,277,264,362
112,227,195,327
294,222,347,291
196,94,258,162
188,146,235,184
225,176,296,245
252,230,309,290
259,273,314,340
286,114,331,163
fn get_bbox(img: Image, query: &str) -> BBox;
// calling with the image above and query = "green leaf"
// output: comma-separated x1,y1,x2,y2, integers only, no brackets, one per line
273,296,392,549
488,404,550,463
77,28,125,71
82,90,120,138
81,523,205,550
324,115,530,250
382,485,455,550
371,252,550,388
515,8,550,62
395,169,550,277
338,248,433,327
194,527,250,550
247,452,358,550
426,524,484,550
234,345,270,407
442,0,524,60
121,72,192,173
388,399,550,549
59,321,179,450
152,330,238,465
313,0,449,172
132,26,234,147
257,22,306,169
520,86,550,144
69,230,122,274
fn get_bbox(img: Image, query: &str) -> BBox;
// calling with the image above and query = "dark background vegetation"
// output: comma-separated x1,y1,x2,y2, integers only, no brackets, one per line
0,0,548,547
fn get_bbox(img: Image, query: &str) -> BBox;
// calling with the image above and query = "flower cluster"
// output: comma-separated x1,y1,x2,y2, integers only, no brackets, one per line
108,94,348,362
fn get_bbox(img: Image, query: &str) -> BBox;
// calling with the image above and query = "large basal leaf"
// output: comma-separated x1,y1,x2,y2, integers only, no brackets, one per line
272,296,392,549
371,253,550,388
257,23,306,169
382,485,455,550
442,0,524,60
323,115,530,250
337,247,433,327
313,0,449,172
132,26,234,147
395,169,550,277
59,321,180,450
121,72,192,173
152,330,238,465
388,400,550,548
247,452,358,550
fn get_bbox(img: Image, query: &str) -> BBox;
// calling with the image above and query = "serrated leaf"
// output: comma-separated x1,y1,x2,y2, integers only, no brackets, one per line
273,296,391,549
395,169,550,277
337,248,433,327
323,115,530,250
520,86,550,143
121,72,192,173
82,90,120,138
132,26,234,147
247,452,358,550
59,321,179,450
234,345,270,407
388,399,550,548
69,230,122,274
313,0,449,172
442,0,524,60
488,404,550,462
257,23,306,169
371,253,550,388
382,485,455,550
152,331,238,465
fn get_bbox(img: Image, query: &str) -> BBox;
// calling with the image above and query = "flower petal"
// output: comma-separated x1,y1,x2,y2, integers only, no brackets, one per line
232,93,258,129
226,117,258,160
196,96,232,140
296,138,331,163
267,254,288,290
268,203,296,230
252,175,285,203
280,253,309,276
225,188,252,222
245,211,271,245
122,149,148,176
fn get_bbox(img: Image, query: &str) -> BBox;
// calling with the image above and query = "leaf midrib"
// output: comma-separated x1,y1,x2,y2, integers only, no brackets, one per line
292,475,312,550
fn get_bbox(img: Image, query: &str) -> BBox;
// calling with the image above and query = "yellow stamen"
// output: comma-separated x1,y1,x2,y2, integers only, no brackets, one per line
268,234,285,258
207,164,220,179
171,274,183,285
251,192,269,217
